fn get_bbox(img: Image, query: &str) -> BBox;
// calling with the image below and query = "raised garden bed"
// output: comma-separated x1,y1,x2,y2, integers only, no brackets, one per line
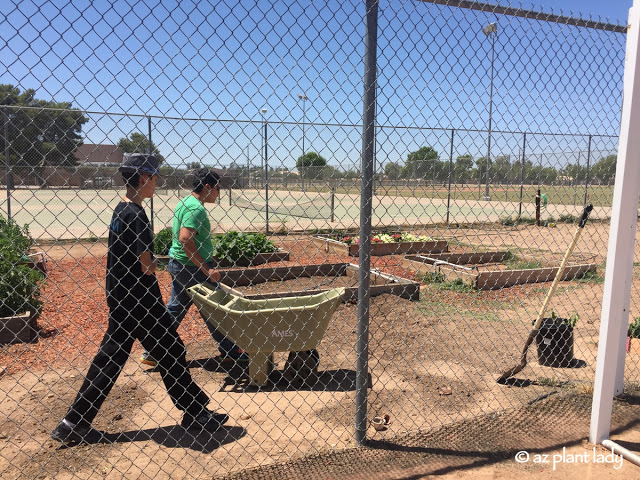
402,252,597,290
311,234,449,257
0,310,39,344
218,263,420,302
24,251,47,274
156,248,290,268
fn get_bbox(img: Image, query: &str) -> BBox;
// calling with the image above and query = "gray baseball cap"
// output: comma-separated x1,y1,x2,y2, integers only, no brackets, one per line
119,153,160,175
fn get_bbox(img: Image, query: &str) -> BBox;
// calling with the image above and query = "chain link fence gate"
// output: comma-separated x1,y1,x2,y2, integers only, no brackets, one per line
0,0,637,478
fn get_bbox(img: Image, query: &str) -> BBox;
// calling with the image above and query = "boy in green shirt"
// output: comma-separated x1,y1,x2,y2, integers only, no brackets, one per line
141,168,244,366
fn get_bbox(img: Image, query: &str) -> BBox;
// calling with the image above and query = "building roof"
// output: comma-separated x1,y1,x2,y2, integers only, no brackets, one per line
74,144,124,166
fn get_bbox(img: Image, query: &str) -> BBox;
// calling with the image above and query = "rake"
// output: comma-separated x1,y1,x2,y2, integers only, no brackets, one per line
496,204,593,384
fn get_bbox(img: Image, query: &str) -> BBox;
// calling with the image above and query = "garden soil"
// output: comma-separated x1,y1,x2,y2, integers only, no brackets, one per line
2,223,640,479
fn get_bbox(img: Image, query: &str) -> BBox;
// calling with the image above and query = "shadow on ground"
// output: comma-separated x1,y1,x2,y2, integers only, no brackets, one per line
55,425,246,454
187,356,365,392
222,392,640,480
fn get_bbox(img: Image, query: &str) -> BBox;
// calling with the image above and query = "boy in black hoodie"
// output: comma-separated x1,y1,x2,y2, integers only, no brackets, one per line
52,153,229,444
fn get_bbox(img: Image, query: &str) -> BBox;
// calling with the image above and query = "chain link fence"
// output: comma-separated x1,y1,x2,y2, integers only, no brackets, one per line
0,0,636,478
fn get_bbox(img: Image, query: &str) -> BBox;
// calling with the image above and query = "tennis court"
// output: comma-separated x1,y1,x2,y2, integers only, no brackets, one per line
0,187,611,241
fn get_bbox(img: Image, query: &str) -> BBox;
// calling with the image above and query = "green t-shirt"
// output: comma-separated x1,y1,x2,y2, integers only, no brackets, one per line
169,195,213,265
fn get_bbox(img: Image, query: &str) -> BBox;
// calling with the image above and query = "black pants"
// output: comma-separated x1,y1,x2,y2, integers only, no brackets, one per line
64,287,209,426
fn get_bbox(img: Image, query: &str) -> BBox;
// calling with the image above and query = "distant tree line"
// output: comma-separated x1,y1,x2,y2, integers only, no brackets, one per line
0,86,618,186
382,146,618,186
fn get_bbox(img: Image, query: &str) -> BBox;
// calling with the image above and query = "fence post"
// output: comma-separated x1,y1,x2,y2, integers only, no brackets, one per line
574,151,581,206
148,116,154,231
446,128,454,225
519,132,526,219
264,117,269,234
3,107,11,219
331,187,335,222
584,134,592,206
355,0,378,447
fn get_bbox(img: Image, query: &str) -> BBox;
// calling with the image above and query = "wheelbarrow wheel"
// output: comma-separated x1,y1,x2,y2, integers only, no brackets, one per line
283,349,319,386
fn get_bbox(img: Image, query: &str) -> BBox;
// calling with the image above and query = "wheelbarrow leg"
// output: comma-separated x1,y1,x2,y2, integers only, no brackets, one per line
248,352,274,387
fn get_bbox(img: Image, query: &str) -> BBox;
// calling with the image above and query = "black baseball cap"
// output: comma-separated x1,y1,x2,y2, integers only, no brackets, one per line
119,153,160,175
192,167,220,189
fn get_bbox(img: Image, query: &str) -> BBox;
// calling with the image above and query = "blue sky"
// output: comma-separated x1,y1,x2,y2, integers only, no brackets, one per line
539,0,632,23
0,0,630,170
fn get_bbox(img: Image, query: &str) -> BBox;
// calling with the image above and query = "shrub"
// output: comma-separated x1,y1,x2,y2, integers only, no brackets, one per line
154,227,173,256
0,217,44,317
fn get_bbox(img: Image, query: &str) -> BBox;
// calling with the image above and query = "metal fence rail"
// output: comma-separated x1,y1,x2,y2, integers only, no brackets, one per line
0,0,634,478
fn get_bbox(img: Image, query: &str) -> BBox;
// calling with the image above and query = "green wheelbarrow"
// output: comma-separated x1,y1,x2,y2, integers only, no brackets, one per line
187,284,345,386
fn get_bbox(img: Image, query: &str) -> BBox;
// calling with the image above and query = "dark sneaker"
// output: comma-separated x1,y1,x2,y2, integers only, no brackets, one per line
51,421,102,444
182,411,229,432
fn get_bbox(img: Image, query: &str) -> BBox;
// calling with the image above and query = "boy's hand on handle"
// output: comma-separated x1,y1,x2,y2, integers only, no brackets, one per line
206,268,220,283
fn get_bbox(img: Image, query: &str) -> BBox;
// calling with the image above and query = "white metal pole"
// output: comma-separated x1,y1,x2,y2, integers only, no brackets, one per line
589,2,640,444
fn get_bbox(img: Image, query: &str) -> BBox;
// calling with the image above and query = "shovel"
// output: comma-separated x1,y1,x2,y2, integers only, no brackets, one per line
497,204,593,384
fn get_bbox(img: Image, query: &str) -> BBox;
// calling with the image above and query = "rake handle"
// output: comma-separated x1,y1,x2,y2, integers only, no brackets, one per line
531,204,593,333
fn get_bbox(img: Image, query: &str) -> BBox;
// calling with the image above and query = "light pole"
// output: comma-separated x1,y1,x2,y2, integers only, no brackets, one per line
482,21,497,201
297,93,308,191
261,108,269,233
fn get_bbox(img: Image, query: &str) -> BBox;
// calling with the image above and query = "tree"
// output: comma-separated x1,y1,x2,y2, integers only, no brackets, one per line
560,163,587,185
475,156,490,183
341,168,360,179
404,146,439,179
590,154,617,185
492,155,513,184
384,161,402,180
185,161,202,170
296,151,328,179
453,154,474,183
117,132,165,164
0,84,88,185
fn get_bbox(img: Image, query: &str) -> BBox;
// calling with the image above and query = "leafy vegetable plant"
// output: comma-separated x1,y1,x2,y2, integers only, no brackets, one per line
211,231,277,263
549,310,579,328
339,232,433,245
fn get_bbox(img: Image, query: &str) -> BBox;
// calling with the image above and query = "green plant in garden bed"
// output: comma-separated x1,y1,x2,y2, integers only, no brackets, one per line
549,309,579,328
439,277,474,292
415,271,446,284
211,231,277,263
575,269,604,284
629,317,640,339
0,217,44,317
154,229,277,262
334,232,433,245
154,227,173,256
502,254,543,270
416,272,474,292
